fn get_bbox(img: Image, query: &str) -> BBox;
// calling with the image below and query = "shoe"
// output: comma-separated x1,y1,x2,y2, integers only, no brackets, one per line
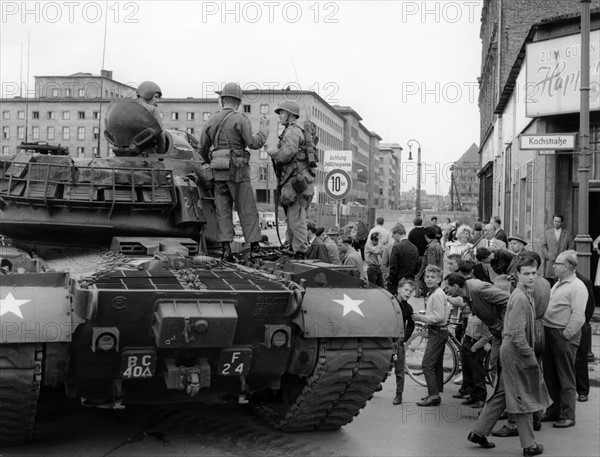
552,419,575,428
453,374,463,385
577,394,588,402
470,400,485,409
461,397,477,405
221,242,235,262
375,383,383,392
417,396,441,407
392,394,403,405
540,413,561,422
452,392,469,399
523,443,543,456
492,425,519,437
467,431,495,449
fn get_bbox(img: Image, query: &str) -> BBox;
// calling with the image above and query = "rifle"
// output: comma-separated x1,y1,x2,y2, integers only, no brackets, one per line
272,159,285,248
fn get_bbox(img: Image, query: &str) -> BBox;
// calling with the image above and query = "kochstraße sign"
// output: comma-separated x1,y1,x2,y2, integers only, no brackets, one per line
519,133,576,150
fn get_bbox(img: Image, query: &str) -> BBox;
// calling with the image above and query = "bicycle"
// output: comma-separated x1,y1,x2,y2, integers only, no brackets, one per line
404,317,493,387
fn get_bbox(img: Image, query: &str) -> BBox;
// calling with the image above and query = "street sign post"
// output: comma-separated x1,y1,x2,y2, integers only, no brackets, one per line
325,168,352,229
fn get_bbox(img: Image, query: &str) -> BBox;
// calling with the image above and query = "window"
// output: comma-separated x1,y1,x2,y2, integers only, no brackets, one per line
78,111,85,120
260,104,269,114
77,147,85,157
92,147,98,156
187,112,194,121
52,88,59,97
32,111,39,119
17,126,24,140
93,111,99,120
203,112,211,121
259,166,267,181
65,88,71,97
78,88,85,97
243,105,251,113
93,127,99,140
2,126,9,139
62,111,70,120
17,111,25,120
62,127,70,140
47,111,55,120
47,126,55,140
259,146,268,160
2,146,9,155
2,111,9,120
77,127,85,140
186,128,195,135
171,112,179,120
32,126,39,140
110,90,114,98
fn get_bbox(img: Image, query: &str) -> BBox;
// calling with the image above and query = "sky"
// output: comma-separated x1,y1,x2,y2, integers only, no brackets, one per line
0,0,484,195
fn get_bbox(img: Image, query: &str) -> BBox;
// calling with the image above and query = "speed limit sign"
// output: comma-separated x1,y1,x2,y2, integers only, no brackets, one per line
324,168,352,200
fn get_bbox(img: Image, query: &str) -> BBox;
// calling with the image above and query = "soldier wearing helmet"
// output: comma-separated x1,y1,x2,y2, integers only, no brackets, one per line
136,80,165,154
199,82,269,261
269,99,314,259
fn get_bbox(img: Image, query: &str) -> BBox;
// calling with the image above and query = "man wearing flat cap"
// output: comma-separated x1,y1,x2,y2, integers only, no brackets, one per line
319,227,341,264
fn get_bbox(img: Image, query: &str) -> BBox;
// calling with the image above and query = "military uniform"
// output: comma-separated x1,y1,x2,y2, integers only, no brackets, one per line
199,107,267,244
270,120,314,254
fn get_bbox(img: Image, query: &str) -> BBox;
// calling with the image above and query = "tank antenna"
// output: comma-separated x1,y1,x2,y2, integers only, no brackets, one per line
96,0,109,157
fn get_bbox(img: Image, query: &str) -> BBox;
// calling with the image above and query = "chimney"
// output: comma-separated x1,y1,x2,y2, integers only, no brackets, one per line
100,70,113,80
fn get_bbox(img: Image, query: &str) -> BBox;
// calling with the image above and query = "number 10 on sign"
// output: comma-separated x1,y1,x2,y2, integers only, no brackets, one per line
324,169,352,200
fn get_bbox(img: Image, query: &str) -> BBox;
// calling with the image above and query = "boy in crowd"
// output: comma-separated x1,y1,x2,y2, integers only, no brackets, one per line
393,279,416,405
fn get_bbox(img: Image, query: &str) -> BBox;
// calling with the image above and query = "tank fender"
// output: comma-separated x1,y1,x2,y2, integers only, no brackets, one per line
0,272,72,343
292,287,402,338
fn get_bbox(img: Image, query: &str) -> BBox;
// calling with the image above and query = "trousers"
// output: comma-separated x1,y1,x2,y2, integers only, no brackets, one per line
284,196,310,254
394,337,406,394
422,327,448,397
214,180,261,244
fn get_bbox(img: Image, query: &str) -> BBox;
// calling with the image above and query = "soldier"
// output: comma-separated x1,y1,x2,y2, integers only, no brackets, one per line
199,82,269,261
136,80,165,154
269,100,314,259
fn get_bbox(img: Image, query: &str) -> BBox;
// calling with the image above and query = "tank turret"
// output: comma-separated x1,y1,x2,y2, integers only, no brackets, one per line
0,102,216,249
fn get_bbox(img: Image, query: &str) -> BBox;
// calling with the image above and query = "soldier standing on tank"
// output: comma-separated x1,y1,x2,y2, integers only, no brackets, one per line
199,82,269,261
136,81,166,154
269,100,314,259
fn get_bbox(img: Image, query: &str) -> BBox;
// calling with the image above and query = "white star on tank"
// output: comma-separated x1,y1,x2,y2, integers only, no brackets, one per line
0,293,30,319
332,294,365,317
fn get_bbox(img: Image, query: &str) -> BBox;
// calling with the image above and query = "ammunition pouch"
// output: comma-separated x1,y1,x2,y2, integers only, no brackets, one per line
209,149,231,170
231,149,250,168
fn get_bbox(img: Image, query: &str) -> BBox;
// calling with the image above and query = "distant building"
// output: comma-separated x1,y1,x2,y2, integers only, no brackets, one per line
378,143,402,209
450,143,479,212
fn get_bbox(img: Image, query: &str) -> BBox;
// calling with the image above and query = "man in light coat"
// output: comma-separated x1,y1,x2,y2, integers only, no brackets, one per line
541,215,574,286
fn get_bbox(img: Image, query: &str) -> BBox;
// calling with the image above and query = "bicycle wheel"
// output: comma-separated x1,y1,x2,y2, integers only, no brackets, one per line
484,350,493,385
405,330,459,387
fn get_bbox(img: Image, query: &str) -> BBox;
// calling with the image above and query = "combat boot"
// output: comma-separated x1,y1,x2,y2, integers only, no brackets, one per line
222,242,235,262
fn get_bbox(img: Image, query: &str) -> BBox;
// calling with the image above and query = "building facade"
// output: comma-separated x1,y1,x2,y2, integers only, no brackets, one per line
378,143,402,209
450,143,480,212
478,7,600,279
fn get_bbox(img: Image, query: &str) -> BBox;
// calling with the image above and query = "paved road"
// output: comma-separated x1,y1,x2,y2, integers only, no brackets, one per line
4,374,598,457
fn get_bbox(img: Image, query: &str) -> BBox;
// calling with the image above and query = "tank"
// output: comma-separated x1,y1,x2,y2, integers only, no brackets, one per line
0,101,402,445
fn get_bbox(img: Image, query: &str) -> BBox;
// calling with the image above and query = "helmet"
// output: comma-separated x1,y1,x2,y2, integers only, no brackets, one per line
274,100,300,117
137,81,162,100
219,82,243,100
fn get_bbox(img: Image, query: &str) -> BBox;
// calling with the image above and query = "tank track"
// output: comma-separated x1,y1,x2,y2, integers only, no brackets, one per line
0,344,43,445
252,337,393,431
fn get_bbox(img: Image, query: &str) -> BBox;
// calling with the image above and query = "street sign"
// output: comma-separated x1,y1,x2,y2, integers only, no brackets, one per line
519,133,576,150
324,169,352,200
323,150,352,173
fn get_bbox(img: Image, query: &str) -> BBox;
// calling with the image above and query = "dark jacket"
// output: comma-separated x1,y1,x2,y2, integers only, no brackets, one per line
408,227,427,256
464,279,509,338
387,239,420,295
306,236,330,263
399,299,415,340
577,272,596,325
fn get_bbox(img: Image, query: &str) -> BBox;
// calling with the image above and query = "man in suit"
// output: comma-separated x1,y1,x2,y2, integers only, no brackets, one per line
490,216,508,245
306,221,329,263
541,215,575,286
387,224,420,296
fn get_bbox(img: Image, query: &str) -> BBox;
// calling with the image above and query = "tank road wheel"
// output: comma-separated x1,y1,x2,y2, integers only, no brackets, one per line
252,337,394,431
0,344,43,445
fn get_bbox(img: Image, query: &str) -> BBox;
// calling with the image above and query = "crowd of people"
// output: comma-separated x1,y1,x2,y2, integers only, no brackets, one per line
309,213,596,457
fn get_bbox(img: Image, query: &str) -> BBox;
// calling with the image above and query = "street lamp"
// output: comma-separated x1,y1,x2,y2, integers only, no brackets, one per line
407,139,422,217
